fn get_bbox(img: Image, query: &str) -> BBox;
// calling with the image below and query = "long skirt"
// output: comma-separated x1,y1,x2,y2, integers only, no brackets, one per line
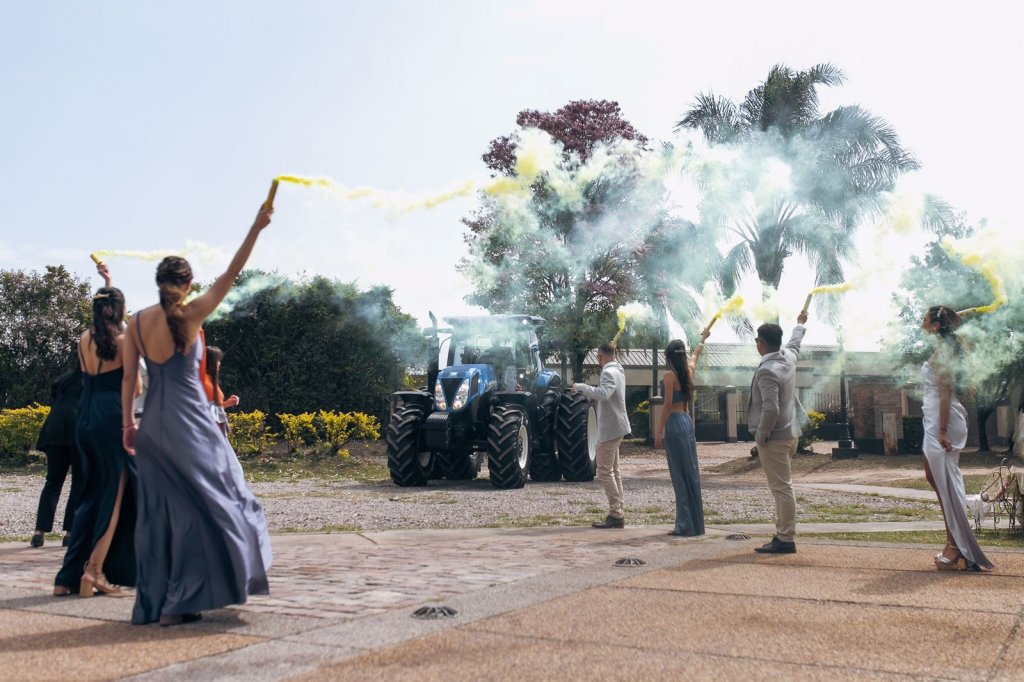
665,411,704,536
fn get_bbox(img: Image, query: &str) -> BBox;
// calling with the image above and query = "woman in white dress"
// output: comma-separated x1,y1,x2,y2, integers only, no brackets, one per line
920,305,993,572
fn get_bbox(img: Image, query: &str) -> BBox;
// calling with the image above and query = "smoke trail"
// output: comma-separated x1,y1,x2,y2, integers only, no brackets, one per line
91,248,173,262
940,236,1009,315
701,293,745,333
810,282,855,296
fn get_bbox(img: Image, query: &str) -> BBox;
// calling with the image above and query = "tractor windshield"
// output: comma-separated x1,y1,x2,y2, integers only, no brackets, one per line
447,325,540,391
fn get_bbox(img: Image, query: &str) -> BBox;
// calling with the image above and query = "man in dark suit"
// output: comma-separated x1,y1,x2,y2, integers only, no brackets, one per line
31,367,86,548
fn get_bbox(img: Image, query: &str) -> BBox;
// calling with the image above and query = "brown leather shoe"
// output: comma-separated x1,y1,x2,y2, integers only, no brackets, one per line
592,515,625,529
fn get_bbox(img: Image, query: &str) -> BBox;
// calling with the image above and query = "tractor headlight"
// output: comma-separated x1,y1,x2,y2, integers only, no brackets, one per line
434,382,447,410
451,379,470,411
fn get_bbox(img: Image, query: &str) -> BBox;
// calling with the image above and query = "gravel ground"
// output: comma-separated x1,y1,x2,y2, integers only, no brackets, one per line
0,441,939,538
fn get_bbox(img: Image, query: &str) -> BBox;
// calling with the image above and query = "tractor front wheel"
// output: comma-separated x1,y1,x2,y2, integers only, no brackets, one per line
386,404,433,486
487,405,530,489
555,392,597,482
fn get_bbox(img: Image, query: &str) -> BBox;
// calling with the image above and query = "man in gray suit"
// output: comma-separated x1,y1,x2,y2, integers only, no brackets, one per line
749,311,808,553
573,342,631,528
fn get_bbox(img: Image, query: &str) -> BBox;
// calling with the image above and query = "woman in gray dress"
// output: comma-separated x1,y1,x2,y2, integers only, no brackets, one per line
655,331,708,536
920,305,993,572
121,202,273,625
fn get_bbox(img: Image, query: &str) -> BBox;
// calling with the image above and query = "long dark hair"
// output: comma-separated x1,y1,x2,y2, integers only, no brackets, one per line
156,256,193,353
91,287,126,361
665,339,693,403
205,345,223,406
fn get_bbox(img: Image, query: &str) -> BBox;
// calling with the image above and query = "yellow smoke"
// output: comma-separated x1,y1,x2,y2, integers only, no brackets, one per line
810,282,856,296
611,309,628,345
703,293,745,333
941,237,1009,315
91,249,173,262
276,173,531,212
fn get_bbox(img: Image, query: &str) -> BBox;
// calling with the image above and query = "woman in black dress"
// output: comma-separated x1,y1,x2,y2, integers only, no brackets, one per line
53,287,138,596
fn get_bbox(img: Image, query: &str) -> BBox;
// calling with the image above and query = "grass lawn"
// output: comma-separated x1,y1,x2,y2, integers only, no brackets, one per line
803,528,1024,549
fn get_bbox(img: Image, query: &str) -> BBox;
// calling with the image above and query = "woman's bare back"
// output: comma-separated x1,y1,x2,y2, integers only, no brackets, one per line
79,329,126,375
131,304,200,363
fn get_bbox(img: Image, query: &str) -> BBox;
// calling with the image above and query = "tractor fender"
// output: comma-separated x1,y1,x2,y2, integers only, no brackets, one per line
392,390,433,412
493,392,537,410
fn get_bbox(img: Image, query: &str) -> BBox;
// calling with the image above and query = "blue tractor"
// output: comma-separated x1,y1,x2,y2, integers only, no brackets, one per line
386,314,598,489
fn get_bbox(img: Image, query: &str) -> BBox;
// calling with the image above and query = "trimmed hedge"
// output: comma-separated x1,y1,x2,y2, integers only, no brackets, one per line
0,404,50,462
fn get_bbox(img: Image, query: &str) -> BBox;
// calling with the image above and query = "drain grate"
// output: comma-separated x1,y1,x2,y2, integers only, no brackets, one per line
725,533,751,541
614,557,647,567
411,605,458,620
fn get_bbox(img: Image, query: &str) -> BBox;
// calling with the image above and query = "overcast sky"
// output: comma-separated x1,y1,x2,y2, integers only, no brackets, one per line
2,1,1021,350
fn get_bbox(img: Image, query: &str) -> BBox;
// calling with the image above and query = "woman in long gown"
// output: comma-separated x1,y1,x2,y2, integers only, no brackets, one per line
920,305,993,572
121,202,273,626
54,287,137,596
654,331,708,536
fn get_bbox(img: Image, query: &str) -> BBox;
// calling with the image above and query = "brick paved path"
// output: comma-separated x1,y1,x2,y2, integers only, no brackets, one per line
0,526,681,621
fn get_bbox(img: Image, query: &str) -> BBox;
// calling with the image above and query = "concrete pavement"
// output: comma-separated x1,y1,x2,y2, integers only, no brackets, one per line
1,523,1022,681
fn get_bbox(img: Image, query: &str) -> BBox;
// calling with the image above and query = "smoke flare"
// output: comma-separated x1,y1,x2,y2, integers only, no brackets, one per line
703,293,745,334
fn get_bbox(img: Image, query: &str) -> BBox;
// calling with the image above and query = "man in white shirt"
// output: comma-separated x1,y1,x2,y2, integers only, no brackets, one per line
748,311,808,553
573,342,631,528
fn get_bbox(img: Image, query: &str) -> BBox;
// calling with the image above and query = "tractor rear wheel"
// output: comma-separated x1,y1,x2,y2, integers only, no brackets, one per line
487,405,530,489
386,404,433,486
555,392,597,482
529,389,562,482
529,453,562,482
437,449,477,480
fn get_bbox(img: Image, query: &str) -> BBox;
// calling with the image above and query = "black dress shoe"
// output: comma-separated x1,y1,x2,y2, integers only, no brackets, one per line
754,536,796,554
592,515,625,529
159,613,203,627
30,532,44,548
61,534,72,547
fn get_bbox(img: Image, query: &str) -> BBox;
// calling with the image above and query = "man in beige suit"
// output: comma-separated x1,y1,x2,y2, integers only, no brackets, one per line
748,311,808,554
573,342,631,528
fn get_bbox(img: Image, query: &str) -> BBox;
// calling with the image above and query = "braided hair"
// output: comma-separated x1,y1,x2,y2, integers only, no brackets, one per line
90,288,126,361
155,256,193,353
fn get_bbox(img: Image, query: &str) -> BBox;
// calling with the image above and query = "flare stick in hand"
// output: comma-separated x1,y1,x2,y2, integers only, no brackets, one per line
263,179,279,210
802,293,813,316
89,253,102,265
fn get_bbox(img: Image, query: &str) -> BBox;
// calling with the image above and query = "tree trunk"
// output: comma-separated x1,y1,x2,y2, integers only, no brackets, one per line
571,352,586,386
977,408,993,453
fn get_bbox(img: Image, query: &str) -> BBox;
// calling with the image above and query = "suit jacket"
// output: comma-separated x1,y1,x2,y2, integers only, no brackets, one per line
35,368,84,450
748,326,806,446
573,360,631,443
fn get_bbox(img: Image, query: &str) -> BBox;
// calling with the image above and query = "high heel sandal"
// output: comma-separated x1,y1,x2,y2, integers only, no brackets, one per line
934,552,968,572
80,563,121,597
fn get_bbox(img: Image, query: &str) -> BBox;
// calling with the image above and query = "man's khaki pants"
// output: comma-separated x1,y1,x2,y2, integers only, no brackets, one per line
596,437,624,519
758,437,798,542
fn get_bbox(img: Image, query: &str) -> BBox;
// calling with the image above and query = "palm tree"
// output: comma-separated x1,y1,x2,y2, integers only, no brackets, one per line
678,63,921,321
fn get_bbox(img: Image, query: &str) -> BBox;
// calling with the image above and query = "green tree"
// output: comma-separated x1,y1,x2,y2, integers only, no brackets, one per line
462,100,716,379
677,63,925,321
0,266,91,407
203,272,426,420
